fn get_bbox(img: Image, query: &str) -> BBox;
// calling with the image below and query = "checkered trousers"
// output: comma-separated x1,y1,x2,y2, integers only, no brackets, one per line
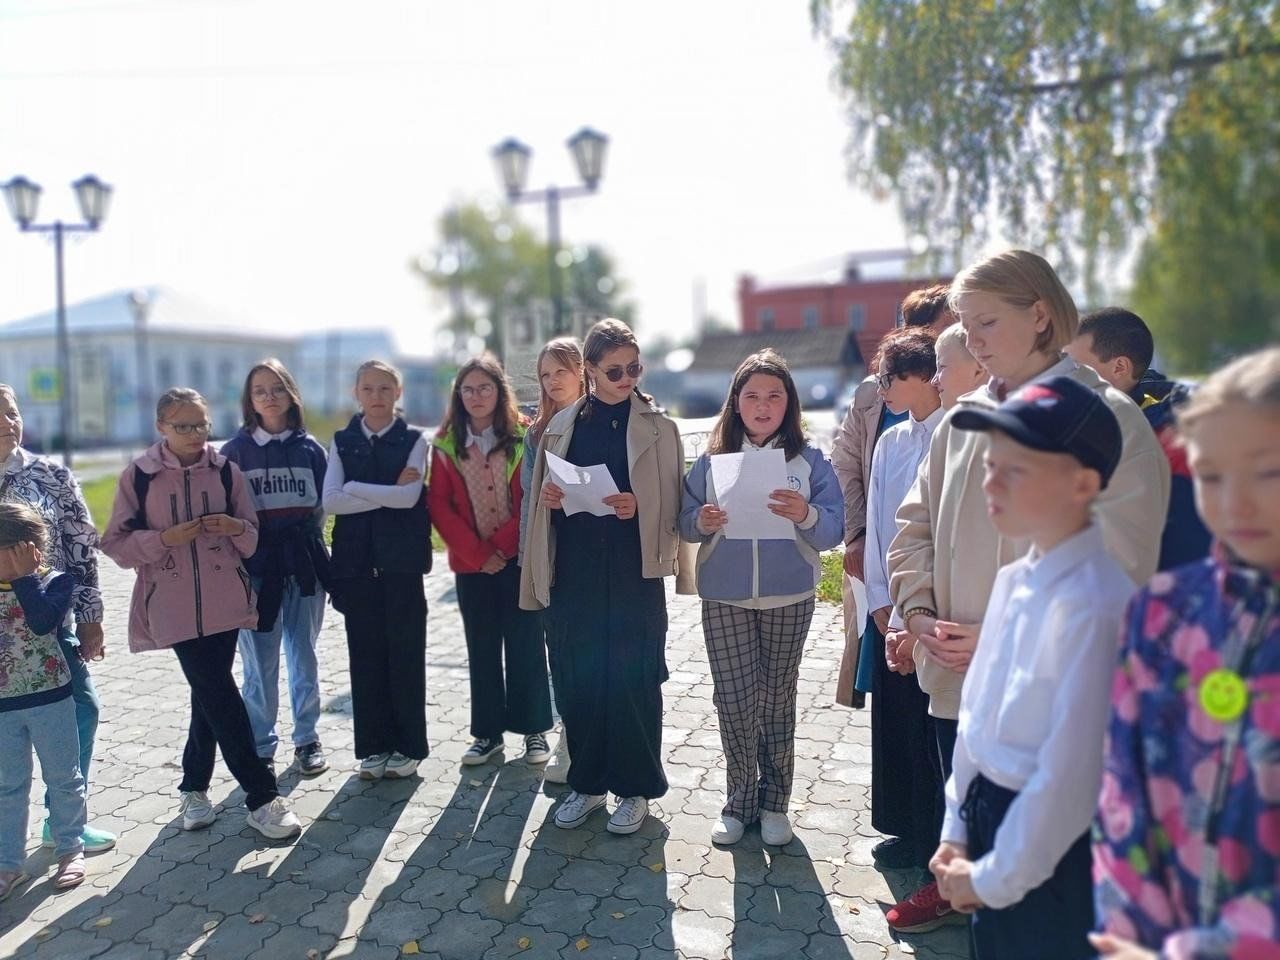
701,596,816,823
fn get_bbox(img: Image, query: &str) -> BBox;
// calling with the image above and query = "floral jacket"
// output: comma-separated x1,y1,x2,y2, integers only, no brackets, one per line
1094,549,1280,959
0,447,103,624
0,570,76,710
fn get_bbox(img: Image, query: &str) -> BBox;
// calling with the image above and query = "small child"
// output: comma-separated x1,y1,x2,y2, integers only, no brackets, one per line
929,376,1134,959
0,502,87,897
1091,346,1280,960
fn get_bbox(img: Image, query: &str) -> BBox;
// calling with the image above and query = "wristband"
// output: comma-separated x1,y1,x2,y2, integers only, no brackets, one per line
902,607,937,625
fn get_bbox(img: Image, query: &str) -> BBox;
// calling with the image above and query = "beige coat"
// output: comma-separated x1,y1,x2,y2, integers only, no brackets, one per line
519,393,685,611
830,375,884,545
887,358,1170,719
830,375,885,706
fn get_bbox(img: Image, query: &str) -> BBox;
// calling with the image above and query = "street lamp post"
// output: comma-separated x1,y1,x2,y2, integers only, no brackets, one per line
491,128,608,336
127,289,153,445
2,174,113,468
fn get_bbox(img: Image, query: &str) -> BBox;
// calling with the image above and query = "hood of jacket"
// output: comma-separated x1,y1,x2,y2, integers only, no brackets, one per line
132,440,228,476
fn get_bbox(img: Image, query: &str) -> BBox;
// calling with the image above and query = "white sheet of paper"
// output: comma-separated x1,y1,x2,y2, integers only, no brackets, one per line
544,451,622,517
709,448,795,540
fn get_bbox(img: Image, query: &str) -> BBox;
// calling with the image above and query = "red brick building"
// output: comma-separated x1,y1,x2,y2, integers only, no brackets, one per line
737,250,952,371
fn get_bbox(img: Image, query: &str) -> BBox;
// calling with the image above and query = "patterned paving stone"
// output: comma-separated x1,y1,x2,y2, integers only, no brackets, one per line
0,561,971,959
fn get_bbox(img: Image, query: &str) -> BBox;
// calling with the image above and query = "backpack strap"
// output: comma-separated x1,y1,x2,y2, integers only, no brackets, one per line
220,459,234,514
128,466,153,531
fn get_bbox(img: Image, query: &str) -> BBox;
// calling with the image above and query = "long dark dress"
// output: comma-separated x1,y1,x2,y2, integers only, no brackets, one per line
860,405,937,866
545,394,669,800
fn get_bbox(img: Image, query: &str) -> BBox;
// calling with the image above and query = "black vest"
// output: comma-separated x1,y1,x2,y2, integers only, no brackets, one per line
330,415,432,578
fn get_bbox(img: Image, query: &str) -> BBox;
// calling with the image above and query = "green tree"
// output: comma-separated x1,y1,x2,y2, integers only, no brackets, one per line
411,203,634,359
811,1,1280,306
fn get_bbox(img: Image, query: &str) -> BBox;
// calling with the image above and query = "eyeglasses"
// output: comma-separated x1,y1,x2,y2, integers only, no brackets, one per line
164,420,211,436
876,372,899,391
460,383,496,399
250,386,290,401
602,362,643,383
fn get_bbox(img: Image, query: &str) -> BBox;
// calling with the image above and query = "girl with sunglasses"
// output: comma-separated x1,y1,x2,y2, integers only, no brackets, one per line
521,319,683,835
102,389,302,839
430,355,552,767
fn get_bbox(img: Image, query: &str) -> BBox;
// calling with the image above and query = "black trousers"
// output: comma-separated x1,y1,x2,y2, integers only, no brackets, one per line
962,775,1094,960
547,607,668,800
455,564,552,741
340,572,429,760
173,630,279,812
869,625,937,864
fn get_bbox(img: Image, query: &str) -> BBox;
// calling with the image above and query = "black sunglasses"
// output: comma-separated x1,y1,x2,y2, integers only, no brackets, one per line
602,361,643,383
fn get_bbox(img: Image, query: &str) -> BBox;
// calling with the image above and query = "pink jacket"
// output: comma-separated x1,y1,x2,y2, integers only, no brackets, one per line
100,442,260,652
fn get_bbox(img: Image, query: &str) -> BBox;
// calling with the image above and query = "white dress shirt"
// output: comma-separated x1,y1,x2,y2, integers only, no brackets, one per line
322,418,428,515
863,405,945,627
941,523,1137,909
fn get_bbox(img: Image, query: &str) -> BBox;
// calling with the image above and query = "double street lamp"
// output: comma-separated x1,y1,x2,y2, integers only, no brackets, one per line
2,174,113,468
492,127,608,336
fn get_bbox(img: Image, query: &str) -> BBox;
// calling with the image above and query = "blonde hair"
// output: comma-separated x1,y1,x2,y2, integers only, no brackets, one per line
934,323,974,359
532,337,585,439
354,359,402,388
156,387,207,421
949,249,1078,354
1177,346,1280,436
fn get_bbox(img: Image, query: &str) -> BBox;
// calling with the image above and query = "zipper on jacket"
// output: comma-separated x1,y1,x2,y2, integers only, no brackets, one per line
184,469,204,636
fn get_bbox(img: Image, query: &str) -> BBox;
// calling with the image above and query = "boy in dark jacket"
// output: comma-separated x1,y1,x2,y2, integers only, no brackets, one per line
1066,307,1211,570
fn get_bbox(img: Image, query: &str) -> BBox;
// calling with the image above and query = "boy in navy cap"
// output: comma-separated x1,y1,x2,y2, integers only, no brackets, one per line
928,376,1136,959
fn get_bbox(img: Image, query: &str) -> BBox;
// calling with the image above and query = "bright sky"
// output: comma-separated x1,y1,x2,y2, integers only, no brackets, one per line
0,0,905,356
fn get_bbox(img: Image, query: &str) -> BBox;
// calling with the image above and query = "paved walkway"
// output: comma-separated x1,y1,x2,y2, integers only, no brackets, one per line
1,560,968,960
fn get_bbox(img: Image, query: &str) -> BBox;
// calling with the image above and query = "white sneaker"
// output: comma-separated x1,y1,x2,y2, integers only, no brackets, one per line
524,733,551,765
554,791,606,829
384,753,420,779
607,796,649,835
711,815,746,845
246,797,302,840
760,810,793,846
542,734,571,784
180,791,216,831
359,752,390,780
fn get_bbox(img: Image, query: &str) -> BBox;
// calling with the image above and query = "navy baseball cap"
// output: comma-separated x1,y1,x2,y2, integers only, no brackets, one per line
951,376,1123,487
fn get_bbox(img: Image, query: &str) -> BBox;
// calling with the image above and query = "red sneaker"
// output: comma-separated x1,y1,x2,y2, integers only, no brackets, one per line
886,880,967,933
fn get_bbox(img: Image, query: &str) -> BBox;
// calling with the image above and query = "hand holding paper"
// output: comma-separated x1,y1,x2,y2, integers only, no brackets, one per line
544,451,622,517
708,448,796,540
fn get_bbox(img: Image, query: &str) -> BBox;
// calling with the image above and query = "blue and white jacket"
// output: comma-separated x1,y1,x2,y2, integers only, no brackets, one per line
679,442,844,609
219,426,330,630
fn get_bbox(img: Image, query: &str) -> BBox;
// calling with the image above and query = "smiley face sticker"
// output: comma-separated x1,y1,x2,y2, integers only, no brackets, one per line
1199,668,1249,724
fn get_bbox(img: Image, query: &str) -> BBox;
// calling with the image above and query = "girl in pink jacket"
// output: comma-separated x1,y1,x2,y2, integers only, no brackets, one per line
101,388,301,841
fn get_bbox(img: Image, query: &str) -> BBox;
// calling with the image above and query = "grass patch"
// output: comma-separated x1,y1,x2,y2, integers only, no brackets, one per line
816,549,844,605
81,475,119,535
81,473,444,551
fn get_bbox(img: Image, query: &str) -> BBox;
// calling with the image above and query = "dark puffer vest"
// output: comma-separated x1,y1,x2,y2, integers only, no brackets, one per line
330,415,432,579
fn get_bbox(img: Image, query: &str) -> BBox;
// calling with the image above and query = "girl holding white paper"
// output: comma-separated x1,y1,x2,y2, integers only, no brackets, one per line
520,319,683,836
678,349,844,846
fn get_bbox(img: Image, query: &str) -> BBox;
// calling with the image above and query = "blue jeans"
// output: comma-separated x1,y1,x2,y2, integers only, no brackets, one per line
238,577,325,758
1,697,86,870
43,633,98,811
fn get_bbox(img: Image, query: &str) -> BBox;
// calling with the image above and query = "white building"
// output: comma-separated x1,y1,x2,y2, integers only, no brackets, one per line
0,288,447,449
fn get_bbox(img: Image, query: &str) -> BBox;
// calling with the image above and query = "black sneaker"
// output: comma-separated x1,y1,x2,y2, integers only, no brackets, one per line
462,737,503,766
295,742,329,776
872,836,925,870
